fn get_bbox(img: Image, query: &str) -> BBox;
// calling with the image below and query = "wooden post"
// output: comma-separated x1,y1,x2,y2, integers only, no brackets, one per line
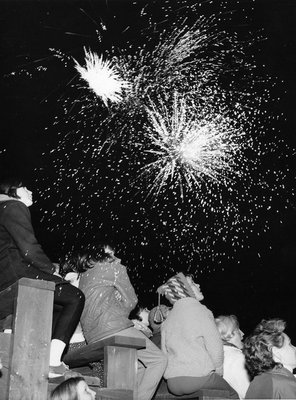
104,345,138,399
0,278,55,400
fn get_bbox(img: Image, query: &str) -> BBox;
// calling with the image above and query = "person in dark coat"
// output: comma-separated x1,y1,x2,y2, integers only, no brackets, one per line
243,318,296,399
0,178,85,378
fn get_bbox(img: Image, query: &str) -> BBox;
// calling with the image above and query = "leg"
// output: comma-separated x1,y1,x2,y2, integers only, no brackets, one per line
50,283,85,371
52,283,85,344
117,327,167,400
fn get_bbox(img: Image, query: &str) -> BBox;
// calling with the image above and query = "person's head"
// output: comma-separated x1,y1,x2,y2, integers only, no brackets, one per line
148,305,171,332
243,318,296,378
59,243,114,277
157,272,203,304
50,377,96,400
215,315,244,349
129,305,150,325
185,275,204,301
0,178,32,207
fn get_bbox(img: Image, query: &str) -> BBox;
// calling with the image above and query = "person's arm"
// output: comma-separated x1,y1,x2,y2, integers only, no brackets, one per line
113,263,138,310
201,308,224,375
2,201,56,275
161,324,168,355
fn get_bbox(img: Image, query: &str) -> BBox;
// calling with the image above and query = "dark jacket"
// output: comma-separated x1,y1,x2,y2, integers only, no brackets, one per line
0,197,63,291
245,366,296,399
79,258,138,343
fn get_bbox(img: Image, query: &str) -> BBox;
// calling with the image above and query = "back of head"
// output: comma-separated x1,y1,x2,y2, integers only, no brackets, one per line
60,243,114,277
215,315,239,342
0,177,23,199
50,377,84,400
243,318,286,378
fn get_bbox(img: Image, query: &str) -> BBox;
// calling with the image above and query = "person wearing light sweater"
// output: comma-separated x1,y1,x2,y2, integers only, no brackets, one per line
158,273,239,398
215,315,250,398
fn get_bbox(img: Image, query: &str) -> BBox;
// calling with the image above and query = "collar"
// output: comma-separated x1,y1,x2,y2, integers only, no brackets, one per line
0,194,16,202
268,366,295,378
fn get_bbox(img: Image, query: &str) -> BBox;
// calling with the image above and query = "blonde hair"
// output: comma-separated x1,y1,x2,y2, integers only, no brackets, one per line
215,315,239,342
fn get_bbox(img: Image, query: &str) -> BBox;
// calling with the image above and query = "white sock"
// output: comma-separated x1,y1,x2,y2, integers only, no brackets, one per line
49,339,66,366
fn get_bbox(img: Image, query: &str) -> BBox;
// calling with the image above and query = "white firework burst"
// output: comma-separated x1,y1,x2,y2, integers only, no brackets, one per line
74,48,131,106
141,94,249,197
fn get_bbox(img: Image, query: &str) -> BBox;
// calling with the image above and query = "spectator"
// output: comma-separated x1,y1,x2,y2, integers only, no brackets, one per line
130,305,153,338
243,318,296,399
158,272,238,398
60,243,167,400
0,178,85,378
50,376,96,400
215,315,250,398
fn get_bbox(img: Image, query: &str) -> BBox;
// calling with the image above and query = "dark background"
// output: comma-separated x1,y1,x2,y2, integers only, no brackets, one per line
0,0,295,339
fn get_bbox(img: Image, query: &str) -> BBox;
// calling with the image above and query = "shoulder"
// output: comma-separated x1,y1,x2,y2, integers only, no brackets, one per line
0,199,29,217
272,367,296,385
246,371,273,398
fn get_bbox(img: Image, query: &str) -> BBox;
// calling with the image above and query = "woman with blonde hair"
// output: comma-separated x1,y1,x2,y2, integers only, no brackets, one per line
50,377,96,400
215,315,250,398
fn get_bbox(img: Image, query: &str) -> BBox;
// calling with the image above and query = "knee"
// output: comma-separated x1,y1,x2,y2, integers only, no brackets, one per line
68,287,85,308
75,289,85,307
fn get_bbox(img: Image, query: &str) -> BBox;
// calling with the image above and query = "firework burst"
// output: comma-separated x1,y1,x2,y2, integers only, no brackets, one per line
139,94,250,198
74,48,131,106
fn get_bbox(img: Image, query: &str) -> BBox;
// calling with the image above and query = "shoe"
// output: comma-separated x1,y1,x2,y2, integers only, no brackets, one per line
49,362,70,378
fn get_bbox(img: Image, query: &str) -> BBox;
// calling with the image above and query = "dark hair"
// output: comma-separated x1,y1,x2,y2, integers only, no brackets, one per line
59,243,114,277
0,178,23,199
50,376,85,400
243,318,286,378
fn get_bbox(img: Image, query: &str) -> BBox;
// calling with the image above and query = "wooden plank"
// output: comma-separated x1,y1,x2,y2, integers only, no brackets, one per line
8,279,54,400
0,333,12,399
93,388,134,400
0,278,55,319
153,388,230,399
104,346,137,394
63,335,146,368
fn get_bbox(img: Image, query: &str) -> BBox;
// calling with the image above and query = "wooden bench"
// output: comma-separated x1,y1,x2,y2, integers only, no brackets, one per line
0,278,55,400
61,334,146,400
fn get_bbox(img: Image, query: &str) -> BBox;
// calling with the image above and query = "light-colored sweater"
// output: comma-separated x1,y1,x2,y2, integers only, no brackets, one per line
223,344,250,399
161,297,223,379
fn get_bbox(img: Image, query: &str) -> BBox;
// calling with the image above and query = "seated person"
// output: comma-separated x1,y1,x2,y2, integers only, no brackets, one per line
215,315,250,398
130,305,153,338
0,178,85,378
158,272,238,398
60,243,167,400
50,376,96,400
243,318,296,399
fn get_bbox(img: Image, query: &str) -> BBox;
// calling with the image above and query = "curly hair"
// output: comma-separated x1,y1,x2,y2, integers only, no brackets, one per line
243,318,286,378
59,243,114,277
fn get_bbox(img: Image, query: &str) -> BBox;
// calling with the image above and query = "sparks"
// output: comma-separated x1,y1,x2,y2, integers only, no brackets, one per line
74,48,131,106
140,94,249,198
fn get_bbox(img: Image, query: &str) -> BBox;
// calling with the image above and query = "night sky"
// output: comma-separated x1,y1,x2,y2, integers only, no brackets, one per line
1,0,296,340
